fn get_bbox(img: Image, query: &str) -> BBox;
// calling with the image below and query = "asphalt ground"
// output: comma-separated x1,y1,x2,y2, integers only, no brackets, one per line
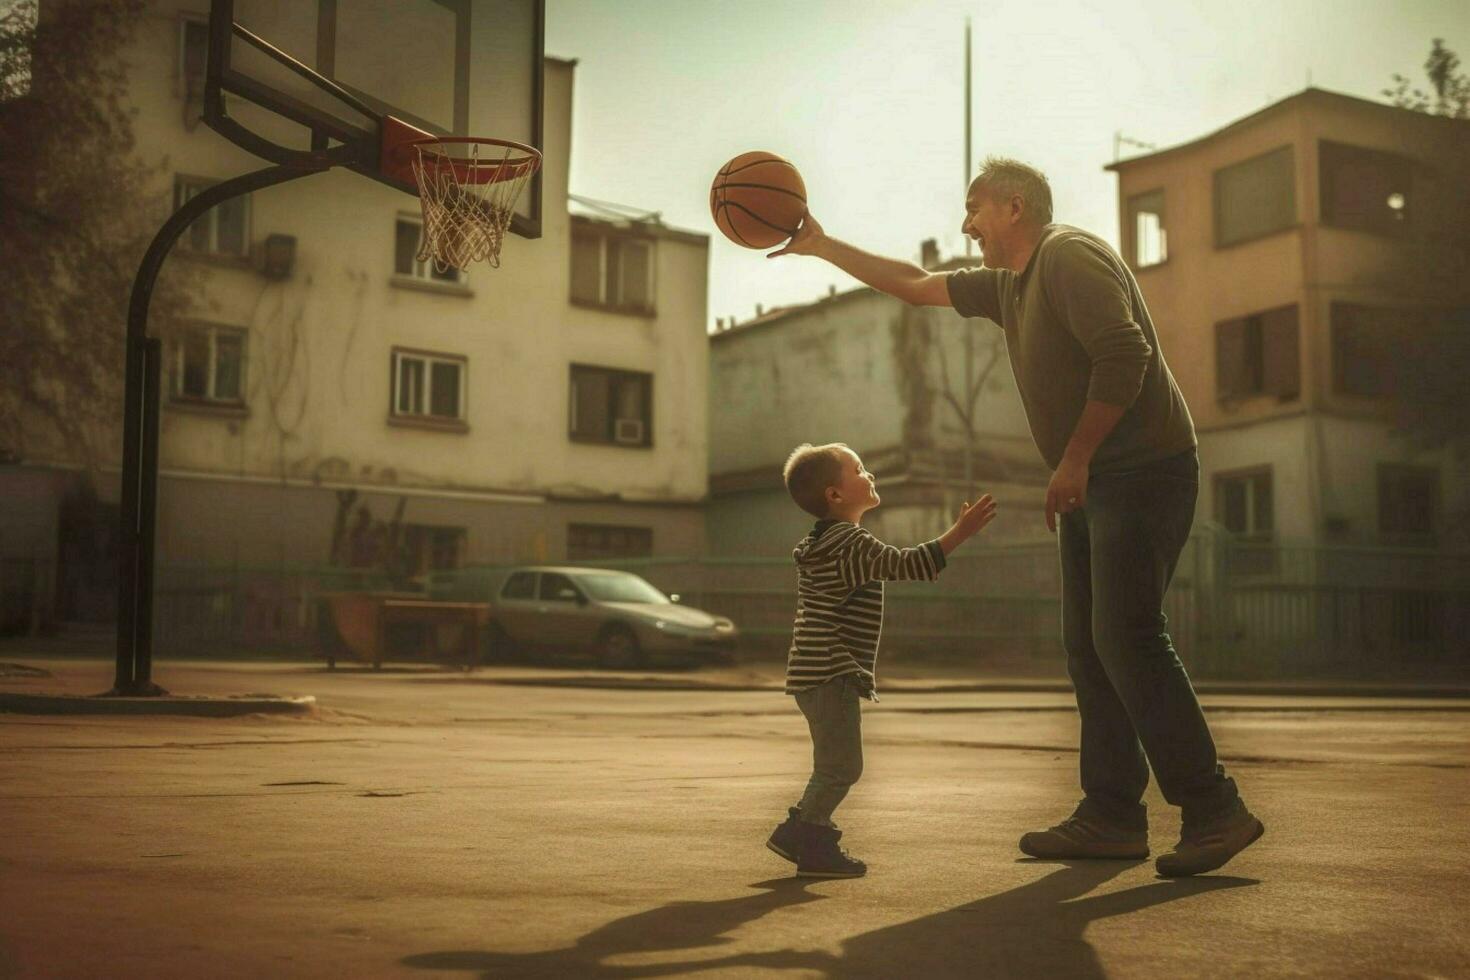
2,658,1468,979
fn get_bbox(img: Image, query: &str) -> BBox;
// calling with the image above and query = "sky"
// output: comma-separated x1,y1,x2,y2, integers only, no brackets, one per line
544,0,1470,330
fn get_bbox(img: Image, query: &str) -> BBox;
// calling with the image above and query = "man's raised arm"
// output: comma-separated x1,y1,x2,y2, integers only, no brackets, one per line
768,213,953,308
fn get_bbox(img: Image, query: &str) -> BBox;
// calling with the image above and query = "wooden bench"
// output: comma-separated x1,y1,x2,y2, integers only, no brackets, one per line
321,593,491,669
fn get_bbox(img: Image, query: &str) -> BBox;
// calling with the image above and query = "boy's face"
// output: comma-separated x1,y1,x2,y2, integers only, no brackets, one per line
826,449,879,516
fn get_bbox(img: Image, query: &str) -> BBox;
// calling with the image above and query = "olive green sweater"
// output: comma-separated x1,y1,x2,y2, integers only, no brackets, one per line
946,224,1196,473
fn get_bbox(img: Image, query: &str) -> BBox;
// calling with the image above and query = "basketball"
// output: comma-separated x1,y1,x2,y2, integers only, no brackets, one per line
710,151,807,249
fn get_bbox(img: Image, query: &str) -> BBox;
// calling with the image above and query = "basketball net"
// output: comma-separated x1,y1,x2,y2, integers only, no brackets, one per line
411,139,540,271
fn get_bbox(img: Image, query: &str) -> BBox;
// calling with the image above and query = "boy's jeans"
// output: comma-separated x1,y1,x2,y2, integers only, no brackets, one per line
795,673,864,825
1059,448,1240,830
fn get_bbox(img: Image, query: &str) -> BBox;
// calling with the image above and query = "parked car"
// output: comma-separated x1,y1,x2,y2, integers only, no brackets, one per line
481,566,738,668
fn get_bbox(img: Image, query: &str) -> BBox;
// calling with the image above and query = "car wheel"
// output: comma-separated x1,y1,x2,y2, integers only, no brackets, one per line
597,625,643,670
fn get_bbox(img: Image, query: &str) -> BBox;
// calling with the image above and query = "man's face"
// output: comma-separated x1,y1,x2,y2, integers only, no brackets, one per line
961,185,1012,268
828,449,879,514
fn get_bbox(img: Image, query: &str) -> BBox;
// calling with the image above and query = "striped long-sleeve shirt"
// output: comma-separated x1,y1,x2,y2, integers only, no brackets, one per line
785,519,946,699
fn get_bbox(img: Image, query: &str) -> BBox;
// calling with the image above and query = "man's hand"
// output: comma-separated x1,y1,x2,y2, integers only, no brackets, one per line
1045,457,1090,533
767,211,824,258
939,494,998,554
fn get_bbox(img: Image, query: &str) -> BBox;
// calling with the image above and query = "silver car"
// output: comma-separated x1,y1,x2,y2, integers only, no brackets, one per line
488,566,738,668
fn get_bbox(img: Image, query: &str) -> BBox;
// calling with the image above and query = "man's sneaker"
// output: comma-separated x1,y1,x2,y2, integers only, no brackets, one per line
766,807,802,864
1156,804,1264,877
1019,808,1149,860
796,823,866,878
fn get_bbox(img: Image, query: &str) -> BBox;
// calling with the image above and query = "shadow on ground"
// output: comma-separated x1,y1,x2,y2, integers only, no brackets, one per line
401,862,1258,978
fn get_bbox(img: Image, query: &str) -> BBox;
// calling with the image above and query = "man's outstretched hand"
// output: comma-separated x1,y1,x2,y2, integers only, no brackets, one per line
767,211,824,258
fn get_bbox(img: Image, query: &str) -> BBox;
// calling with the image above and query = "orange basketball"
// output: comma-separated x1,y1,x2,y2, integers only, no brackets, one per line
710,151,807,249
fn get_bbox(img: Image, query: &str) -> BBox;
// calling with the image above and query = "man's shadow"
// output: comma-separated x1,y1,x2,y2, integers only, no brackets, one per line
402,862,1257,979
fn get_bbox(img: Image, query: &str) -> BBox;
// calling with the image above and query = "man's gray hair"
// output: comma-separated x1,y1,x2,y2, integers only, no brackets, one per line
974,156,1053,225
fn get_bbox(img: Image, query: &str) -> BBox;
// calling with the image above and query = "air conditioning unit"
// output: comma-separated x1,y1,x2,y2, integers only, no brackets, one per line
614,418,644,444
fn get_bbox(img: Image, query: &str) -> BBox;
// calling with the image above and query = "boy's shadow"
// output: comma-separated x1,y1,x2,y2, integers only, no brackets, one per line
403,860,1257,979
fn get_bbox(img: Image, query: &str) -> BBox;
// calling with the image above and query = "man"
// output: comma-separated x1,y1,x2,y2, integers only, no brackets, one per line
770,157,1263,877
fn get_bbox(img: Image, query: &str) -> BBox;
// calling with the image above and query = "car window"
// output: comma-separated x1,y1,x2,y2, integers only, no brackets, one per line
578,572,668,604
538,572,580,602
501,572,536,600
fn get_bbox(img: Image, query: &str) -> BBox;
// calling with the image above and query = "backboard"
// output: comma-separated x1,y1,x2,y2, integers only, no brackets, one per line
205,0,544,238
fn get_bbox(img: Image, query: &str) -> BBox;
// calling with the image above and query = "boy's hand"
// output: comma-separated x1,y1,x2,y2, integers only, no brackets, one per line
767,211,825,258
939,494,997,554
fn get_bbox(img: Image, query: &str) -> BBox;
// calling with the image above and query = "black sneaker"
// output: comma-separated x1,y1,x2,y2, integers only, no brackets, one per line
796,823,866,878
1156,804,1264,877
766,807,802,864
1019,804,1149,860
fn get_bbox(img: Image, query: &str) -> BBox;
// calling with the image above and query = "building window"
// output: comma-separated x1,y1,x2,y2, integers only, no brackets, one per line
1331,303,1407,398
1320,140,1412,237
568,524,653,561
1214,146,1295,248
1215,305,1299,401
1217,304,1299,399
394,216,463,284
1216,469,1273,538
171,324,245,405
1127,189,1167,268
391,348,466,424
175,176,248,257
400,524,466,574
569,365,652,447
570,225,655,314
1378,464,1437,541
1216,468,1274,575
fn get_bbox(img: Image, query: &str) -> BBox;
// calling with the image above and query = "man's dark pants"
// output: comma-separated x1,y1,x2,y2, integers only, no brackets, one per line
1058,448,1239,831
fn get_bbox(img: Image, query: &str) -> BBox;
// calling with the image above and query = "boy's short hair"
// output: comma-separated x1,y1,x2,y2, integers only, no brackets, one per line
783,442,850,518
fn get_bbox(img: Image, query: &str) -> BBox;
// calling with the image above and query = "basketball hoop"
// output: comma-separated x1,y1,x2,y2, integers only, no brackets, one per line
404,135,541,271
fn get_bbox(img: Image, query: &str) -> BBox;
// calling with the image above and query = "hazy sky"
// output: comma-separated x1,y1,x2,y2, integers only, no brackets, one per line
545,0,1470,330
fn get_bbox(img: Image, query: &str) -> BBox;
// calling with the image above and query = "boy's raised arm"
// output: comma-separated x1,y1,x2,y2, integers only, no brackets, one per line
837,530,946,592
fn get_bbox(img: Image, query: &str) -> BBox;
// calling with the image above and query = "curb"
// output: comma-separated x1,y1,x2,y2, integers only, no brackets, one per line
0,692,318,717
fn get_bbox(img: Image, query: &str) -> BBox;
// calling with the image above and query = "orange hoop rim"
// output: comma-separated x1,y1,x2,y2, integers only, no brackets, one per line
408,135,542,185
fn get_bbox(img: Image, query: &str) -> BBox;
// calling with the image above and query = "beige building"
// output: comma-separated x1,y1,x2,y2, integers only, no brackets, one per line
2,2,711,636
707,243,1050,557
1108,87,1469,553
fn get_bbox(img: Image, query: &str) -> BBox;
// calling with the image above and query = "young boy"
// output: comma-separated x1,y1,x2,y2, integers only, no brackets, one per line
766,442,997,877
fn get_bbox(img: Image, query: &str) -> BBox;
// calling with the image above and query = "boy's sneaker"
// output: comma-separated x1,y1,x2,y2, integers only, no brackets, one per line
1156,804,1264,877
796,823,866,878
1019,804,1149,860
766,807,802,864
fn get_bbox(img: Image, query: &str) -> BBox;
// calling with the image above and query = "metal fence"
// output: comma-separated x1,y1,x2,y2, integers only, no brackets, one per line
51,531,1468,678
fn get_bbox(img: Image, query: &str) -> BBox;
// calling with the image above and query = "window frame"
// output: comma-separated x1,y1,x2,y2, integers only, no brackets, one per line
1377,463,1439,542
567,523,654,561
1214,466,1274,540
1213,145,1297,249
392,213,467,287
1319,140,1414,238
388,346,469,430
567,364,654,448
1215,304,1300,403
569,224,657,316
174,174,250,258
1126,188,1168,269
169,322,247,408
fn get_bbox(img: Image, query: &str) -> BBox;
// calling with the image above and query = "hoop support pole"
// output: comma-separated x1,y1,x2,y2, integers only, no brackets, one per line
112,161,330,696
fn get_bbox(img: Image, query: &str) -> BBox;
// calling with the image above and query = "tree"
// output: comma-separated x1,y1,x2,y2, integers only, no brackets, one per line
1383,38,1470,119
0,0,195,470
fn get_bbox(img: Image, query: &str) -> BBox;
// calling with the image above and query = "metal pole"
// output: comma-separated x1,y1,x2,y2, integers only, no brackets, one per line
112,161,329,695
964,17,972,258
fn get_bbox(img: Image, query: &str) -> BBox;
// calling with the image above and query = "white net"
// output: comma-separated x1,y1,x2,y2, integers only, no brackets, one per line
411,139,539,271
